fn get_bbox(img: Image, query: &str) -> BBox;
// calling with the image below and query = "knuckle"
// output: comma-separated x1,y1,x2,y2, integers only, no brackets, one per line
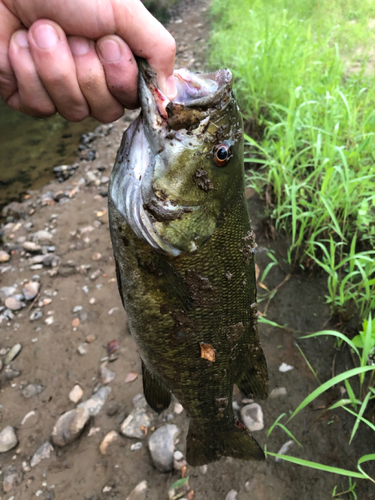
94,107,124,124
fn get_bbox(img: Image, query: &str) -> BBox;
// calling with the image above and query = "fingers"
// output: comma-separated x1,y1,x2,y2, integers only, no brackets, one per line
27,20,89,122
0,1,22,102
96,35,139,110
8,29,56,117
112,0,177,100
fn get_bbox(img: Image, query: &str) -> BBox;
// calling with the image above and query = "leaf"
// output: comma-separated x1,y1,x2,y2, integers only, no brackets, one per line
266,453,367,479
169,477,189,491
200,343,216,362
288,366,375,421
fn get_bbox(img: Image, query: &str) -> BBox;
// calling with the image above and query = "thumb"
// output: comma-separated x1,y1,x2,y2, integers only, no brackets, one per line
112,0,177,100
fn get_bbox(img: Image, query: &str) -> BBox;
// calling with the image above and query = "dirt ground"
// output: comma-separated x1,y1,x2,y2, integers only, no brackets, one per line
1,1,374,499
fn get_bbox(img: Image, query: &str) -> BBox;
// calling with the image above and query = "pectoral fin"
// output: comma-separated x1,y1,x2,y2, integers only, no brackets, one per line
142,361,171,414
236,342,268,399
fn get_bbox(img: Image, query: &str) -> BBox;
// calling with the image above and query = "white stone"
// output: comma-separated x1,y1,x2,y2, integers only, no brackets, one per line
0,426,18,453
240,403,264,432
269,387,288,398
78,386,111,416
275,440,294,462
125,480,147,500
225,490,238,500
279,362,294,372
69,384,83,403
30,441,54,467
148,424,180,472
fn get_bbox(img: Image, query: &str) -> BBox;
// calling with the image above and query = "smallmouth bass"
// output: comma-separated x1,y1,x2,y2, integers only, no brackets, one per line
108,60,268,466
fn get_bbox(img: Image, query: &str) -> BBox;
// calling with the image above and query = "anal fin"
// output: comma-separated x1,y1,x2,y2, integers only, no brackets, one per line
142,360,171,414
236,343,268,399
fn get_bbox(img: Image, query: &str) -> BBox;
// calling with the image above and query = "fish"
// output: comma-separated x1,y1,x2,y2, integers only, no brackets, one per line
108,59,268,466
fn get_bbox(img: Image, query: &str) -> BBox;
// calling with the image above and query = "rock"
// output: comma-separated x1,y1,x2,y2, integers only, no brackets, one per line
199,465,208,474
240,403,264,432
30,309,43,321
23,241,42,253
0,286,16,301
69,384,83,403
148,424,180,472
174,403,184,414
32,230,53,243
125,480,147,500
279,362,294,373
45,315,54,325
2,466,22,493
90,269,102,280
132,393,147,409
173,450,187,470
21,410,38,428
77,343,88,355
0,426,18,452
121,409,152,439
53,163,79,182
130,442,143,451
72,305,83,313
108,306,120,315
4,367,21,380
0,250,10,263
275,440,294,462
99,431,119,455
42,254,60,268
52,408,90,446
86,334,96,343
225,490,238,500
3,343,22,364
5,297,24,311
22,384,44,398
107,339,120,355
125,371,138,383
30,441,54,467
77,386,111,416
269,387,288,398
100,362,115,384
22,281,40,300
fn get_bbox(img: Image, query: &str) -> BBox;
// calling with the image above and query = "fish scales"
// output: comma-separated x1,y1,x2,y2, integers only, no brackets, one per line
109,59,268,466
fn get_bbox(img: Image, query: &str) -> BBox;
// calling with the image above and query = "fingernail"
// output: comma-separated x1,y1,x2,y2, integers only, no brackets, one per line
165,75,177,101
33,24,59,49
15,30,29,48
69,37,90,56
98,39,121,63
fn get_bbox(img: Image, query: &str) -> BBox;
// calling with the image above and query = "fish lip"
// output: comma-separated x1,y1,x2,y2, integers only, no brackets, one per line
137,58,233,131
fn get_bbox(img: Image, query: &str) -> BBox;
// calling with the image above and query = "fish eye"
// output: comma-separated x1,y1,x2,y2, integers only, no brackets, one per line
213,143,232,167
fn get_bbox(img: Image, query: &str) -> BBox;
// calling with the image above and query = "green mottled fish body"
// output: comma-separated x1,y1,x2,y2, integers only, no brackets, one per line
109,60,268,466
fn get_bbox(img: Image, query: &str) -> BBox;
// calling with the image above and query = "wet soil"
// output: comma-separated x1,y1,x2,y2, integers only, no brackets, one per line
0,1,374,499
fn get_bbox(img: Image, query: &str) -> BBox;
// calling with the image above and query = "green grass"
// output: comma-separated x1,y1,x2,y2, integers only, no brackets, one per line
209,0,375,318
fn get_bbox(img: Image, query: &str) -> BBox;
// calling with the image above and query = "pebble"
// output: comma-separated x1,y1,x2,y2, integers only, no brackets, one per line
279,362,294,373
121,409,152,439
130,442,143,451
199,465,208,474
132,393,147,409
52,408,90,446
125,372,138,383
125,480,147,500
108,306,119,315
148,424,180,472
72,305,83,313
42,254,60,268
0,286,16,300
22,281,40,300
3,343,22,364
107,339,119,355
5,297,24,311
72,318,80,328
100,362,115,384
275,440,294,462
45,315,54,325
0,426,18,453
173,403,184,414
99,431,119,455
30,309,43,321
225,490,238,500
269,387,288,398
69,384,83,403
240,403,264,432
4,367,21,380
90,269,102,280
77,343,88,355
23,241,42,253
77,386,111,416
21,410,38,427
32,230,53,243
173,450,187,470
2,466,22,493
30,441,54,467
22,384,44,398
92,252,102,261
0,250,10,263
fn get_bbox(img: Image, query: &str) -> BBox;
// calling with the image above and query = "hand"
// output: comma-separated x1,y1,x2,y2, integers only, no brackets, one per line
0,0,177,122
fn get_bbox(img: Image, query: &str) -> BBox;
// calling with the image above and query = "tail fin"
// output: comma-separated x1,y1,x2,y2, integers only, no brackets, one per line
186,420,265,466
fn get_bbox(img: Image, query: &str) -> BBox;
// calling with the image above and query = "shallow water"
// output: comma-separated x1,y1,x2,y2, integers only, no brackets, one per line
0,99,98,211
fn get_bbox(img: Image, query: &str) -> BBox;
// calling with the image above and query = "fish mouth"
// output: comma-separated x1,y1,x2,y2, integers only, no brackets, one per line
110,61,233,256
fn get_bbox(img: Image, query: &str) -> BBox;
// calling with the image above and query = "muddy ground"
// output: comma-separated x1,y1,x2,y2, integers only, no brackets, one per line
1,0,374,499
